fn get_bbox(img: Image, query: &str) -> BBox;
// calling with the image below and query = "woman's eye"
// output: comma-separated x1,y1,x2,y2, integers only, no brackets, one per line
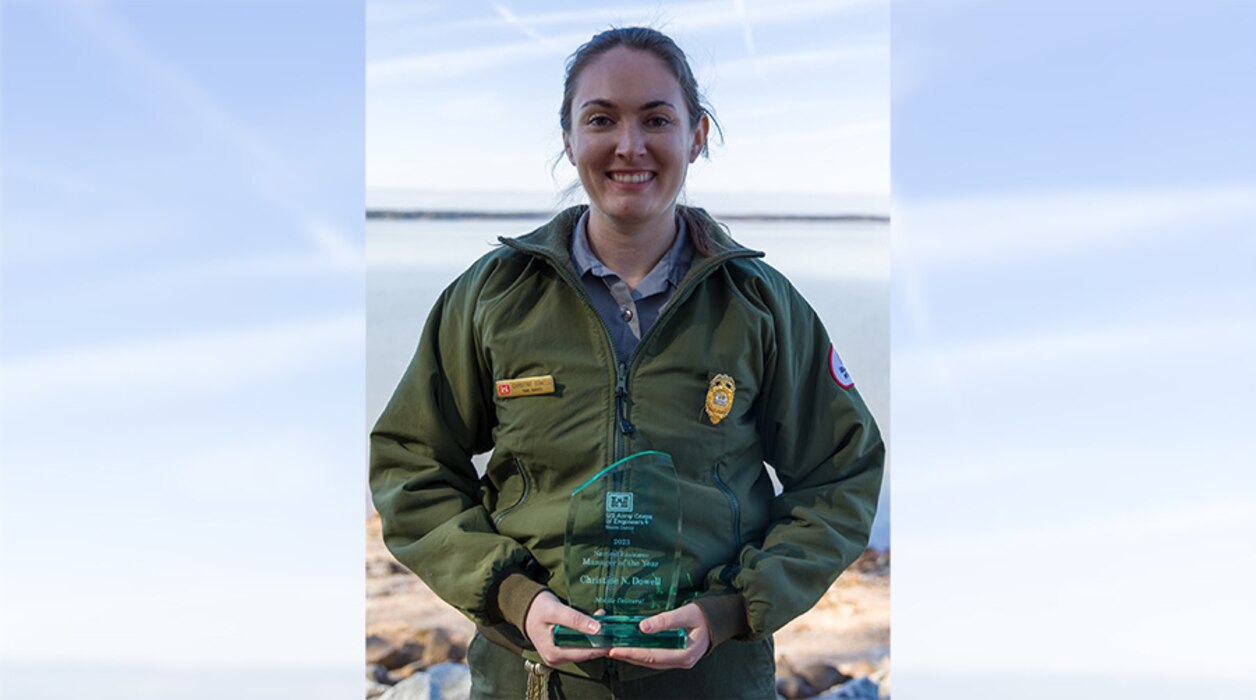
646,116,673,128
587,115,613,127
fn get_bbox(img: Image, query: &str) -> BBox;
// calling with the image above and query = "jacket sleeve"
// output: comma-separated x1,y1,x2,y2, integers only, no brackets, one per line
707,272,885,640
369,268,541,627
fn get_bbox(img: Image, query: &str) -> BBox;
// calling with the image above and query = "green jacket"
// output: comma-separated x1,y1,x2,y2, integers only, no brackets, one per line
370,206,883,678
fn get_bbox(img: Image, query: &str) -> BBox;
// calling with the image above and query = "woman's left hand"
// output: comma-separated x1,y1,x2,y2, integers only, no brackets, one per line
607,603,712,670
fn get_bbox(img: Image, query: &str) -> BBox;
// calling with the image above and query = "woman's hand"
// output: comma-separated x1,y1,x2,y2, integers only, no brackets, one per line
607,603,712,670
523,591,611,667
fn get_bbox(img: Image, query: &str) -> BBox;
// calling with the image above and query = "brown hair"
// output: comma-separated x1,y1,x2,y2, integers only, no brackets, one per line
559,27,725,255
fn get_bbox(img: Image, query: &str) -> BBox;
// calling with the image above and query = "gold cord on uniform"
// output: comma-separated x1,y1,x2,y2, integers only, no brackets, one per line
524,659,552,700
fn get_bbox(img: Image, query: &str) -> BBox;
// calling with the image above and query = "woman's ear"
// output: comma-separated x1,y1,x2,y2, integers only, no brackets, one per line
690,114,711,163
562,132,576,165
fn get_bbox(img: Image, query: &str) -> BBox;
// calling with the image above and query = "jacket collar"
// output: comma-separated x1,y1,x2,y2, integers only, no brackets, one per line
499,205,763,270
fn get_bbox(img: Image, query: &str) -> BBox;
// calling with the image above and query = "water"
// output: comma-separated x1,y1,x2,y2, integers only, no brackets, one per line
366,217,890,549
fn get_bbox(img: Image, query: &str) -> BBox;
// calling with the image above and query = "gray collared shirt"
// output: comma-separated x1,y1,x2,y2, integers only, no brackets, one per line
570,210,694,365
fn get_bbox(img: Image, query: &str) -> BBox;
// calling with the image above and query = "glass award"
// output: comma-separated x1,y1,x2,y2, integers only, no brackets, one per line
553,450,687,649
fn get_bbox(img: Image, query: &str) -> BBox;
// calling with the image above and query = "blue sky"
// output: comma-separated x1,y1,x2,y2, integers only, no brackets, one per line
367,0,890,210
892,0,1256,693
2,0,365,692
2,1,1254,699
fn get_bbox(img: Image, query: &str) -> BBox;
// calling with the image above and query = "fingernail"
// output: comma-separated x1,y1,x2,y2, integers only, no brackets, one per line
640,621,652,633
586,621,598,632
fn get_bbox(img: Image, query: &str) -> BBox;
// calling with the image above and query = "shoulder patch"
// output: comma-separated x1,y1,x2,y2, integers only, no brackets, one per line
828,344,854,389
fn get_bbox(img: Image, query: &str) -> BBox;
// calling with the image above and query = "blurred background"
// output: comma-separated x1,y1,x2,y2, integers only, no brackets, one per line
2,1,365,697
892,1,1256,697
2,1,1253,699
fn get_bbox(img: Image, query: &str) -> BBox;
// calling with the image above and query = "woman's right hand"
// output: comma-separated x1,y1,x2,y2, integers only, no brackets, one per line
523,591,610,666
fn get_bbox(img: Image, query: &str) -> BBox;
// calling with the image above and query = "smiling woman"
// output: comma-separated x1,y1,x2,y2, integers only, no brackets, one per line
563,45,711,286
369,26,884,700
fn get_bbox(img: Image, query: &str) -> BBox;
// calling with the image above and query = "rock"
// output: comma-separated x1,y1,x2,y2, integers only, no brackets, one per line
837,660,877,679
428,663,471,700
366,635,396,666
869,656,891,698
367,558,410,577
367,663,394,685
367,680,391,699
813,677,879,700
379,641,426,670
414,627,466,666
378,672,429,700
776,672,817,699
391,659,427,682
794,661,850,693
378,663,471,700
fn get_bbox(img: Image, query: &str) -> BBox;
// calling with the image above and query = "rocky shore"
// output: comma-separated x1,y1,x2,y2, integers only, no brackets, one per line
366,515,890,699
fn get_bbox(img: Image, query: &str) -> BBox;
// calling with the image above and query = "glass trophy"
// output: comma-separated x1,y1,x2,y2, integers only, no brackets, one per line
553,450,687,649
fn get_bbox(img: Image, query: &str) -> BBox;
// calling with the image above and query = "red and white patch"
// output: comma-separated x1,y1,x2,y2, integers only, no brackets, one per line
497,383,512,397
828,344,854,389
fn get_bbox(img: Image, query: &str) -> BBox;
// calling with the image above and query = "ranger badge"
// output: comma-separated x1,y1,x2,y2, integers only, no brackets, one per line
705,374,736,425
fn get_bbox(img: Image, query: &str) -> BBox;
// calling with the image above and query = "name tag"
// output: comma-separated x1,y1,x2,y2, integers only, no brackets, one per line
495,375,555,398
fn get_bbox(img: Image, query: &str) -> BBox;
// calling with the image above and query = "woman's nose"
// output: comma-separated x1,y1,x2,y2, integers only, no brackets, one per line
615,124,646,157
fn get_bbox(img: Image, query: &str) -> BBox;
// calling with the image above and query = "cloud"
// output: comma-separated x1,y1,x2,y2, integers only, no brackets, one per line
66,2,359,264
367,35,570,85
895,184,1256,268
491,1,562,49
894,315,1255,392
912,497,1256,554
3,316,363,408
367,0,880,84
405,0,873,34
731,0,762,76
715,43,888,80
891,183,1256,374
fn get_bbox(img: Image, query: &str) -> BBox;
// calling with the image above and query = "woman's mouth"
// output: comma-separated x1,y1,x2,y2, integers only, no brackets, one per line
608,171,654,184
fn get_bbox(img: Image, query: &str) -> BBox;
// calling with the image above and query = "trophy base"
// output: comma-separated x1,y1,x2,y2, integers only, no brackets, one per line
553,615,688,649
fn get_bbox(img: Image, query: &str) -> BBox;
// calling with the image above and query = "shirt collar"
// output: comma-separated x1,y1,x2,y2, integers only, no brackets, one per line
570,210,693,295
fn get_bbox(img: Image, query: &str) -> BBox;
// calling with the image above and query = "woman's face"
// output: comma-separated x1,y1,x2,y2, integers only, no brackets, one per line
564,47,708,234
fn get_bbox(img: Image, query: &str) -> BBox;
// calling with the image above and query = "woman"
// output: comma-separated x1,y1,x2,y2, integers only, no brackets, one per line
371,27,883,699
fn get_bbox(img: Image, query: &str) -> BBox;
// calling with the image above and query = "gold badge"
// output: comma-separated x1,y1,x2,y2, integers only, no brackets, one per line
705,374,735,425
495,375,555,398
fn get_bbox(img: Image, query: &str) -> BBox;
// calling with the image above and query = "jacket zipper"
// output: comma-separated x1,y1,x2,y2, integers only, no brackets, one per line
499,233,762,466
615,362,635,437
501,223,761,673
711,460,743,551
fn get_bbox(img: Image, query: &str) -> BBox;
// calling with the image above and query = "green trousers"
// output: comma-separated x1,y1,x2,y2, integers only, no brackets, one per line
468,633,777,699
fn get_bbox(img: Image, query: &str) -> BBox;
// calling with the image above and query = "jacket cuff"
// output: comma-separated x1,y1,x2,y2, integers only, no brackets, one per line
489,570,549,638
694,591,750,652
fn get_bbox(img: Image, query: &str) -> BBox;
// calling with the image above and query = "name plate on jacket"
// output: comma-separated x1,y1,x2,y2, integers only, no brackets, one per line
495,375,555,398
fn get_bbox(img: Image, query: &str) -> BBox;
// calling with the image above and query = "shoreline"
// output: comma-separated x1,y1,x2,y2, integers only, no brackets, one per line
366,210,890,223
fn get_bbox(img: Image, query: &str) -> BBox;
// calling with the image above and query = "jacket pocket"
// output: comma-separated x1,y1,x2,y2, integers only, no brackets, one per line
492,458,532,527
711,460,743,551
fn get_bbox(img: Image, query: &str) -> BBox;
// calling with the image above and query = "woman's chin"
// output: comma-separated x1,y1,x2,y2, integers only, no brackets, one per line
591,200,677,228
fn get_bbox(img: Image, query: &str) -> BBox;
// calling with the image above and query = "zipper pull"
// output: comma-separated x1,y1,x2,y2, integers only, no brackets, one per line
615,364,635,435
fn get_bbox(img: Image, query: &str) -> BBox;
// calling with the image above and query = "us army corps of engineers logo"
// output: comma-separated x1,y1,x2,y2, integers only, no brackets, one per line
604,491,652,531
606,491,634,513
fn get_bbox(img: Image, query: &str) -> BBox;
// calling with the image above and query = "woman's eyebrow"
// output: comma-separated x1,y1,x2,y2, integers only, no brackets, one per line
578,99,678,111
